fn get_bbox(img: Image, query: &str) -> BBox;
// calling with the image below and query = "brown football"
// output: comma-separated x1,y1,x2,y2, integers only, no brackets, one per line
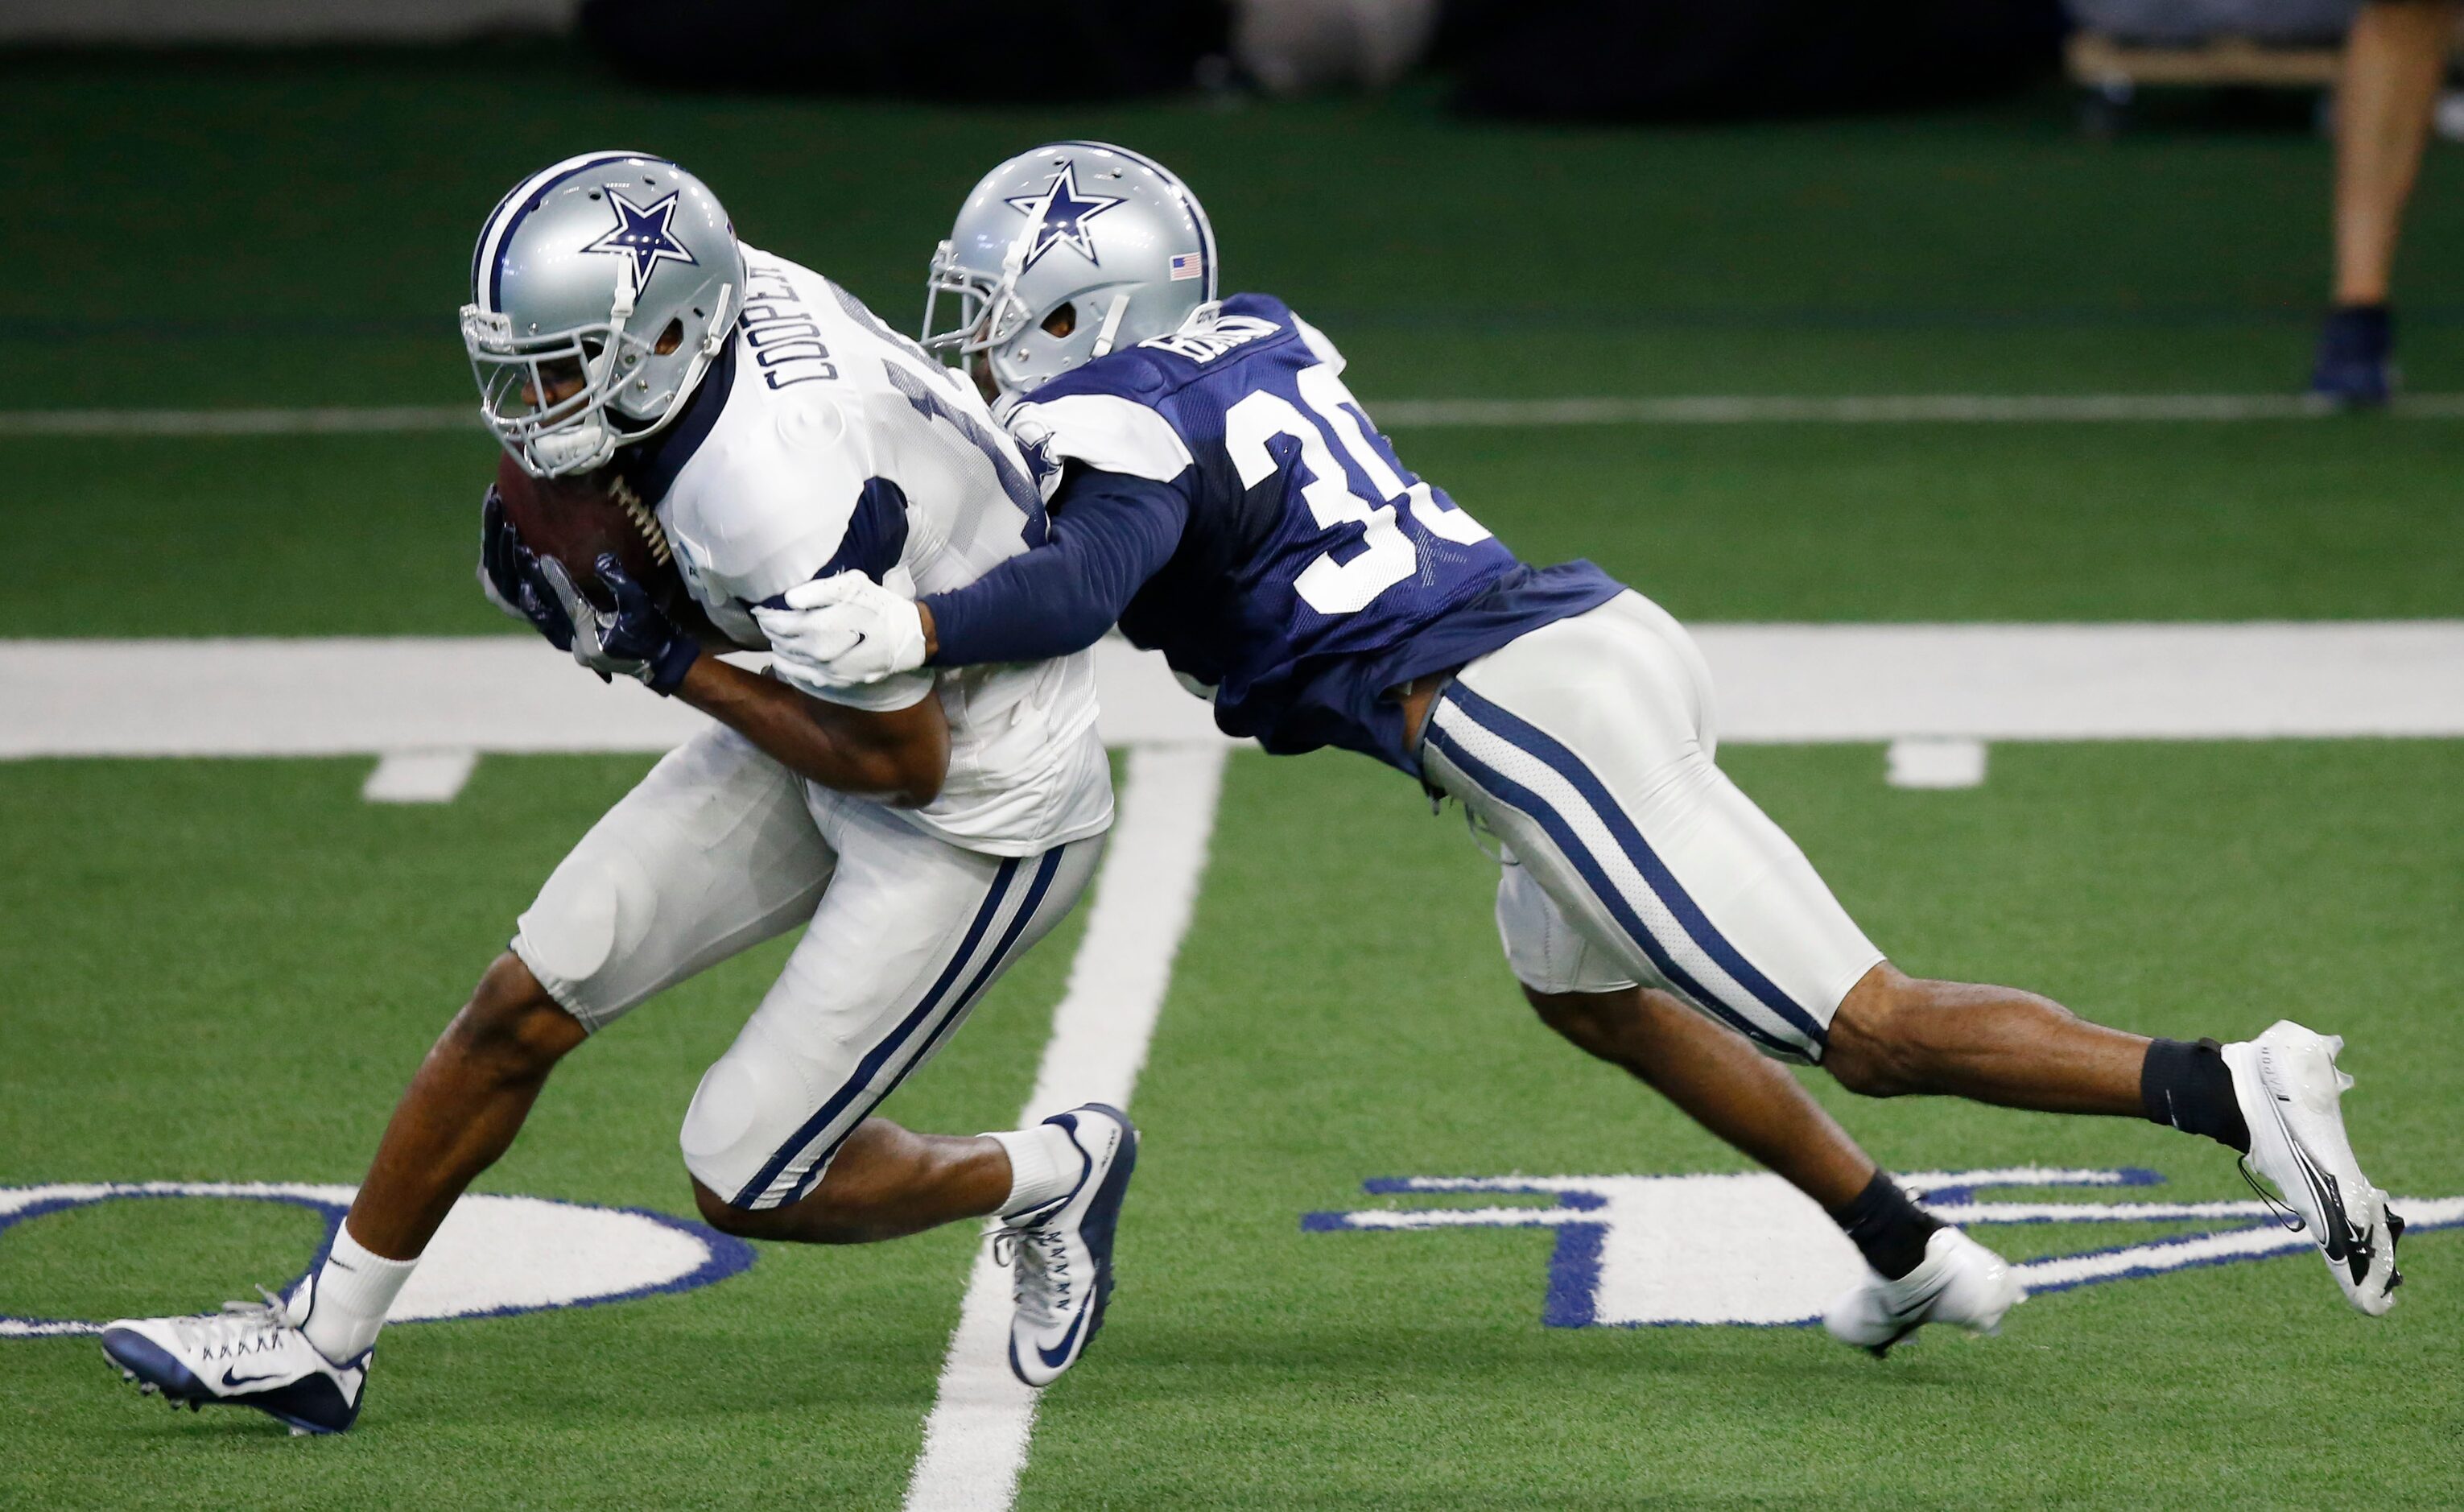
490,451,682,615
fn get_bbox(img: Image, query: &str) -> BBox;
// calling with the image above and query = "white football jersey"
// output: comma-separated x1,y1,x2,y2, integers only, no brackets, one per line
634,245,1111,857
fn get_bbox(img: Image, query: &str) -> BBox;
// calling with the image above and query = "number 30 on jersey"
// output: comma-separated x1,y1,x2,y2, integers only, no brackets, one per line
1225,363,1494,616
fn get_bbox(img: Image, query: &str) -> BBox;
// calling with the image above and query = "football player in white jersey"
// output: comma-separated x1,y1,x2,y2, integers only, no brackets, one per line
100,154,1132,1436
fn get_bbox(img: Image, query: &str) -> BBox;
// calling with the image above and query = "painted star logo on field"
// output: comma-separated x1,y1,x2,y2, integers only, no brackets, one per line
583,189,698,291
1303,1167,2463,1328
1003,163,1125,271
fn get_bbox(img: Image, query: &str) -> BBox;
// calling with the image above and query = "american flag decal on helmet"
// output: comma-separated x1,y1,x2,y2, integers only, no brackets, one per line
1169,252,1203,280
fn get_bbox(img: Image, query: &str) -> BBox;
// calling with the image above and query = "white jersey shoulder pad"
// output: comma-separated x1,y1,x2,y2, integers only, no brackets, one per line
663,373,882,607
1287,311,1346,375
1003,390,1195,485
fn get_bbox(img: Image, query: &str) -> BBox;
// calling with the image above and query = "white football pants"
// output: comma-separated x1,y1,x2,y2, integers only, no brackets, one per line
512,725,1101,1208
1420,591,1883,1063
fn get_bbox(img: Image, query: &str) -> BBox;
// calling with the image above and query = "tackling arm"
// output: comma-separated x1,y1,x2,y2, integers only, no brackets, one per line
757,468,1190,686
922,467,1191,665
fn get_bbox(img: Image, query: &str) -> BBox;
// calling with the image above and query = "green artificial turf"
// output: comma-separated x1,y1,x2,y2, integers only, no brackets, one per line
2,742,2458,1509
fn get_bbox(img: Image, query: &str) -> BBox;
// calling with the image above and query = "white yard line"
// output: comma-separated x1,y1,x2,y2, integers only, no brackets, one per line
361,748,480,803
902,742,1228,1512
10,393,2464,437
1885,737,1988,790
0,638,1223,759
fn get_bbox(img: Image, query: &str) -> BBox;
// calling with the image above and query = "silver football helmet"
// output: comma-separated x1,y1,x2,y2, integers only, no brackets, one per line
461,151,743,477
924,141,1217,398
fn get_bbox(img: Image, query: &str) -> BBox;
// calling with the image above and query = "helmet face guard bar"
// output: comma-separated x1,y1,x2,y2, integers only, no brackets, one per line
462,289,646,478
463,273,737,479
922,238,1033,361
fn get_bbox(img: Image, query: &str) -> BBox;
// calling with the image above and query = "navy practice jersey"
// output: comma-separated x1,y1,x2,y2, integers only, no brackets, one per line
928,293,1624,769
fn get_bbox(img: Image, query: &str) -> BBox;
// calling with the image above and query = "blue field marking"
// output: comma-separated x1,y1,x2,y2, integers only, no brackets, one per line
0,1182,755,1339
1303,1168,2462,1328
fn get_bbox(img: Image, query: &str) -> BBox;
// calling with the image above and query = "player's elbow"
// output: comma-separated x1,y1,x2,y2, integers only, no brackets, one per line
875,720,950,808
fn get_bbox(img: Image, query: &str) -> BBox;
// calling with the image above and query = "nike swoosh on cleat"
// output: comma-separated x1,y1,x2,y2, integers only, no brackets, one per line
1880,1266,1954,1321
2267,1105,2378,1283
2283,1131,2360,1263
1035,1305,1092,1370
221,1367,289,1388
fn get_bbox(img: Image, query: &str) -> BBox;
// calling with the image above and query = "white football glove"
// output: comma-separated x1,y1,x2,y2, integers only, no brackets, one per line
753,568,929,688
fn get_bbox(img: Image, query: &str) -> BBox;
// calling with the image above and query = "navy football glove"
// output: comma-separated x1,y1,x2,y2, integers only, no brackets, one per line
537,552,701,695
478,489,576,653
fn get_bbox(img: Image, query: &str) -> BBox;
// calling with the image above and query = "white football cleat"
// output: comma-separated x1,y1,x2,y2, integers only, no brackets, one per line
995,1102,1138,1388
2224,1020,2404,1316
100,1287,367,1435
1825,1227,2024,1357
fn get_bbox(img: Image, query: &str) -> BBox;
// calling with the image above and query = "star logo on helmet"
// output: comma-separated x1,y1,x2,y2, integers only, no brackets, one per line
582,189,699,292
1003,163,1125,272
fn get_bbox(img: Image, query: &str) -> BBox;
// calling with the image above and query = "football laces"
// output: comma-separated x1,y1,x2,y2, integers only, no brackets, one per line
609,475,675,567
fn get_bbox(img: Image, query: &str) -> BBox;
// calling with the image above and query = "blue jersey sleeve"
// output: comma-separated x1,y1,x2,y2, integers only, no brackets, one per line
922,467,1191,667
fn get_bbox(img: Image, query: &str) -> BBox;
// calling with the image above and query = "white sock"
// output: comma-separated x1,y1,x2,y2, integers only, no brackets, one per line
295,1223,418,1363
988,1124,1083,1218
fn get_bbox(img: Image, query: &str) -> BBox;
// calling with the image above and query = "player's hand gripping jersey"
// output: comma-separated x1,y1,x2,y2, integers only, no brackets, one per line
928,294,1623,766
627,247,1111,852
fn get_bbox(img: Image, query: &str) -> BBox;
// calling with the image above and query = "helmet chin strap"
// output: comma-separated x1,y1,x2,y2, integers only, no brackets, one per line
699,283,735,356
1088,291,1132,359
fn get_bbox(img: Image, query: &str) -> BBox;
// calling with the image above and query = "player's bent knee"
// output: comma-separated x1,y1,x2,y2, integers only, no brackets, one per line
1824,961,1924,1097
688,1175,872,1243
443,952,587,1077
677,1045,856,1219
690,1179,782,1239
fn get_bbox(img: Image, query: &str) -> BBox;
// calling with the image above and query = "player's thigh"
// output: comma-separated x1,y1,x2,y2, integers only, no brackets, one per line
513,725,836,1033
679,803,1104,1212
1425,598,1880,1062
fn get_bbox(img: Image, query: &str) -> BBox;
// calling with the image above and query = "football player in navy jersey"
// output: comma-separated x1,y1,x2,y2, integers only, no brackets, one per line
758,142,2404,1348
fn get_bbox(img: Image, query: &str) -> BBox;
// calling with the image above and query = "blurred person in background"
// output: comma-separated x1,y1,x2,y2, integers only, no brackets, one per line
2315,0,2460,403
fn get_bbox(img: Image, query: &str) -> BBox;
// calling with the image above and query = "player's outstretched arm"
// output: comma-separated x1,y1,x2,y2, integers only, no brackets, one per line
930,469,1188,666
672,655,949,808
759,469,1189,687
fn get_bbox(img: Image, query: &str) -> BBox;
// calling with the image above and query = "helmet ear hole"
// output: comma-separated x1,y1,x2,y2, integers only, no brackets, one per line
654,319,683,356
1040,303,1076,338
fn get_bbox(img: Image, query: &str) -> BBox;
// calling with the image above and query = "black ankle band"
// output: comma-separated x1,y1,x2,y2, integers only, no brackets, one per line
2140,1037,2251,1154
1828,1171,1942,1282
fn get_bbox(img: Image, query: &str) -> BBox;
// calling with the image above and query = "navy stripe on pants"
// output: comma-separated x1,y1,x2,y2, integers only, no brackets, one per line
730,855,1026,1209
1430,684,1826,1057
